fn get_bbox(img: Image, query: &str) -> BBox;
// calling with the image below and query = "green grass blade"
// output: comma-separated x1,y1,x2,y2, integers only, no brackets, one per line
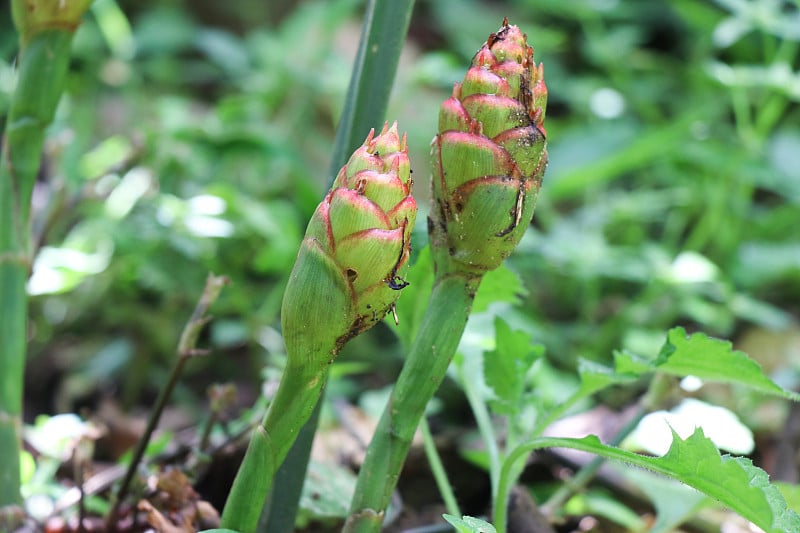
327,0,416,179
343,272,480,532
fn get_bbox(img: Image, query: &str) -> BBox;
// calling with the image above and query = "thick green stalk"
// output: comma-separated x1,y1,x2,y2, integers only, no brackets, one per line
220,359,330,532
343,270,481,533
1,3,89,506
259,398,323,532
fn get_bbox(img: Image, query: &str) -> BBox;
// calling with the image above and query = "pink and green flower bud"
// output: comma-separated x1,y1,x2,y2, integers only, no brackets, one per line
12,0,93,43
431,18,548,274
282,122,417,360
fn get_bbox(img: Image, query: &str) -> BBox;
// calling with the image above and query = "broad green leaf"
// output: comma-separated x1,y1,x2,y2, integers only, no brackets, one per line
614,327,800,401
459,447,491,472
514,428,800,533
484,318,543,415
618,465,711,533
443,514,496,533
656,327,800,401
776,482,800,514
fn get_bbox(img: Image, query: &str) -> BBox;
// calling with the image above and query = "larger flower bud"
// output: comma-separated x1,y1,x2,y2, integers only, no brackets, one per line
431,18,547,274
281,122,417,360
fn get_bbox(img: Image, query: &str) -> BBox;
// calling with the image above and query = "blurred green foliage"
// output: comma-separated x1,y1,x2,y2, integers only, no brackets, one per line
1,0,798,458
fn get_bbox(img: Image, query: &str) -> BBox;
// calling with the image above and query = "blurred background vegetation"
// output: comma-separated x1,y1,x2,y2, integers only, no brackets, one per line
2,0,799,526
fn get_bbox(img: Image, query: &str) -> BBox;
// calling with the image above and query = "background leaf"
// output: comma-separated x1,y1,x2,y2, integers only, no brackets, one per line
443,514,497,533
632,327,800,400
483,318,543,416
518,429,800,533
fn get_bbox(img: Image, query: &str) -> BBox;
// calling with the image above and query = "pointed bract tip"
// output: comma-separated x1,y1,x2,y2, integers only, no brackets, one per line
474,47,495,67
468,118,483,136
502,16,510,27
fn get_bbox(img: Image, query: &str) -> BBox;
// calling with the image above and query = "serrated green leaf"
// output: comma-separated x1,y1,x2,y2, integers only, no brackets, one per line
617,465,710,533
443,514,497,533
613,328,800,402
484,318,543,415
657,327,800,401
517,428,800,533
776,482,800,514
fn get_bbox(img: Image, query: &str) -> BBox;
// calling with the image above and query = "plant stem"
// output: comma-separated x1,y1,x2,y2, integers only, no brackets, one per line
343,271,480,533
1,4,89,506
259,394,324,533
256,0,417,528
262,0,414,531
220,360,330,532
458,361,500,499
493,373,674,532
106,274,228,529
535,405,647,520
420,417,460,517
488,380,607,530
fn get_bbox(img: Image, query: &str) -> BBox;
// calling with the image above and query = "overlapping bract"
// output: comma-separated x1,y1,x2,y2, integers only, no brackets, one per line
12,0,93,40
431,18,548,273
282,123,416,359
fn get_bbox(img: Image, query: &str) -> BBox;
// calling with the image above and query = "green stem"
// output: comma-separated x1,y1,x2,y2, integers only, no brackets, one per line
342,272,480,533
258,0,418,527
420,417,460,517
107,274,227,530
259,394,324,533
488,378,587,532
537,405,646,521
220,360,330,532
0,18,85,507
458,361,500,499
494,373,673,532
